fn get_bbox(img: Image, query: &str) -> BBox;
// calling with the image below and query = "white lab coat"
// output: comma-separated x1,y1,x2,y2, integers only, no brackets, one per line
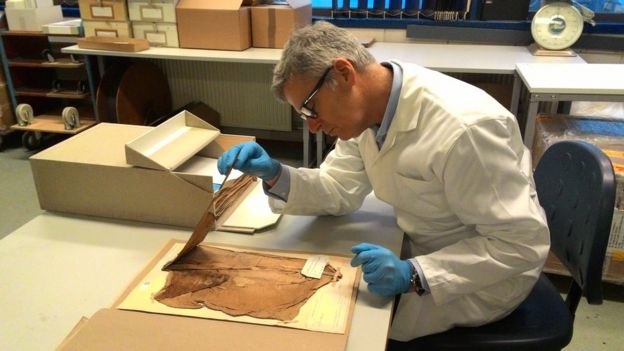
269,61,550,341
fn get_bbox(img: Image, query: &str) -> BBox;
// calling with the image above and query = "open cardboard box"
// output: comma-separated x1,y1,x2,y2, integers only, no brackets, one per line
30,110,280,232
176,0,251,51
56,240,357,351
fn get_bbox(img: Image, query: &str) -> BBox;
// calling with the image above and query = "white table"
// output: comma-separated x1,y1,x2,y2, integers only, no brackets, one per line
514,63,624,147
62,42,586,166
0,195,403,351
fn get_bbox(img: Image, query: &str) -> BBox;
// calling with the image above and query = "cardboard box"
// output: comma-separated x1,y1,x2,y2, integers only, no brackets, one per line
6,0,54,8
30,111,277,230
251,0,311,49
83,20,133,38
42,18,83,35
57,240,355,351
5,5,63,31
78,0,128,21
176,0,251,51
78,36,150,52
128,0,179,23
132,22,179,47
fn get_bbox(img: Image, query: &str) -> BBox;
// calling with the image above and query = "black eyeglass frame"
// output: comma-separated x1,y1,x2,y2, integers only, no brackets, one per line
299,67,332,121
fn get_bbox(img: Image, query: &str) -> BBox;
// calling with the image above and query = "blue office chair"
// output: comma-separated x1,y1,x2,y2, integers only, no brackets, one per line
387,140,616,351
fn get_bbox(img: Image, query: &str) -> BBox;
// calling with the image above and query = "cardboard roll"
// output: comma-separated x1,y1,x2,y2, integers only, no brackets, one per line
96,62,172,125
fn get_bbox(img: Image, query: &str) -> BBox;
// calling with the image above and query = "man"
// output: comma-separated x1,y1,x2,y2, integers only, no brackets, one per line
217,21,549,341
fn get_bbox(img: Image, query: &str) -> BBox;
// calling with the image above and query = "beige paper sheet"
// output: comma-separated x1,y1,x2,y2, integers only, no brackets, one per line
117,242,358,334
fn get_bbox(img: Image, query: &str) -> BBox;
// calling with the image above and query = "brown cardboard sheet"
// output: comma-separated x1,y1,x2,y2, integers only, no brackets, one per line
116,240,359,334
57,240,359,350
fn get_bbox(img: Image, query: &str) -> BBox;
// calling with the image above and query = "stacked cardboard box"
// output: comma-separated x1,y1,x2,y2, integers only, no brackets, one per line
5,0,63,31
251,0,311,49
79,0,133,38
129,0,180,48
532,114,624,284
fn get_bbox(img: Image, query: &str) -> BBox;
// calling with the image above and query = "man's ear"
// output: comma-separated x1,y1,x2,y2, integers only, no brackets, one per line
333,58,356,86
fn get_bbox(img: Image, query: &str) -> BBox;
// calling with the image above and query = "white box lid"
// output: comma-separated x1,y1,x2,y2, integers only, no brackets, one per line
125,110,220,171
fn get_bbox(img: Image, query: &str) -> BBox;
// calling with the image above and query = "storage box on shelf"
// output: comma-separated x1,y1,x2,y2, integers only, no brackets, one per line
128,0,180,47
176,0,251,51
532,114,624,285
251,0,311,49
128,0,179,22
83,20,133,38
0,31,99,149
79,0,132,38
5,4,63,31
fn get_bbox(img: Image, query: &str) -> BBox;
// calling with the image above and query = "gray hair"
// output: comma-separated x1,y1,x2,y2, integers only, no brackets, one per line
271,21,376,102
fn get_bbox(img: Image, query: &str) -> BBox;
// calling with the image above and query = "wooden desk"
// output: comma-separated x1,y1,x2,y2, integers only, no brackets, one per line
0,195,403,351
514,63,624,147
62,42,586,166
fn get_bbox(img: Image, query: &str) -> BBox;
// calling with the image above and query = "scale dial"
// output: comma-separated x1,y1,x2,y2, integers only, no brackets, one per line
531,2,584,51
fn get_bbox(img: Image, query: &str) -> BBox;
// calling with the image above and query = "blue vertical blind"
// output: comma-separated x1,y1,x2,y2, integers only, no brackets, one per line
317,1,471,12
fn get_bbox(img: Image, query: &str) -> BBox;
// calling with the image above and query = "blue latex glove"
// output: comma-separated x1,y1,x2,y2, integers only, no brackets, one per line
217,141,281,181
350,243,413,296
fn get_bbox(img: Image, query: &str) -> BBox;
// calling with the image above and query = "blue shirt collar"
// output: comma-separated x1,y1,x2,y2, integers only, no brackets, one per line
373,61,402,149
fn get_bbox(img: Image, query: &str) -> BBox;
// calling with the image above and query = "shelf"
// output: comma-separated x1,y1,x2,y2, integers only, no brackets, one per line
62,45,283,64
15,88,89,99
8,58,84,68
1,31,48,37
10,115,96,134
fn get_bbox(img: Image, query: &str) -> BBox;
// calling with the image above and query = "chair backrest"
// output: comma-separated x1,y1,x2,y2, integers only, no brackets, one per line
534,140,616,316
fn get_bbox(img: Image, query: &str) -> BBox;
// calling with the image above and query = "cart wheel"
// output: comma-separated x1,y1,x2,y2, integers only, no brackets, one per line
22,131,43,150
16,103,34,126
41,48,55,63
62,106,80,130
76,80,88,93
51,79,62,92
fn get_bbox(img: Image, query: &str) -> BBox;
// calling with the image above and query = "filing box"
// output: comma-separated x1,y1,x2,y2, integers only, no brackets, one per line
5,5,63,31
132,22,179,47
176,0,251,51
251,0,311,49
83,20,133,38
30,111,279,231
78,0,129,21
128,0,179,23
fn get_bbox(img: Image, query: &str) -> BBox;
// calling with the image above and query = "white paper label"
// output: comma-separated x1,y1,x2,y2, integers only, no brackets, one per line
95,30,118,38
301,255,329,279
141,7,163,20
91,6,114,18
146,32,167,45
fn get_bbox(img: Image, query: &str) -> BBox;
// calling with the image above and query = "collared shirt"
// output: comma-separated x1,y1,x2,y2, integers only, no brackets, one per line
264,61,430,294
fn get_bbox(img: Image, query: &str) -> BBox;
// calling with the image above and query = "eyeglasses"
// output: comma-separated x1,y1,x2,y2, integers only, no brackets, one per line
299,67,332,121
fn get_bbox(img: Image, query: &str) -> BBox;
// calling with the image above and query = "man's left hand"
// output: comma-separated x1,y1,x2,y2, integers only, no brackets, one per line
350,243,413,296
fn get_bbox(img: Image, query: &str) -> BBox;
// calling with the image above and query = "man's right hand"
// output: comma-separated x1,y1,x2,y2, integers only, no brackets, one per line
217,141,282,181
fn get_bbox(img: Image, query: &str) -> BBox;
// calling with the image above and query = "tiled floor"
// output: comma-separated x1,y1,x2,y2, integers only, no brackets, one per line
0,133,622,350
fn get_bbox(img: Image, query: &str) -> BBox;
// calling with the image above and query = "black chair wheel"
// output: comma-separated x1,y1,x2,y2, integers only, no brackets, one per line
22,131,42,150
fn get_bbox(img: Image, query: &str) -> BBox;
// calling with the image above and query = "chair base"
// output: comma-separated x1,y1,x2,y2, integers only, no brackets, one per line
387,274,573,351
